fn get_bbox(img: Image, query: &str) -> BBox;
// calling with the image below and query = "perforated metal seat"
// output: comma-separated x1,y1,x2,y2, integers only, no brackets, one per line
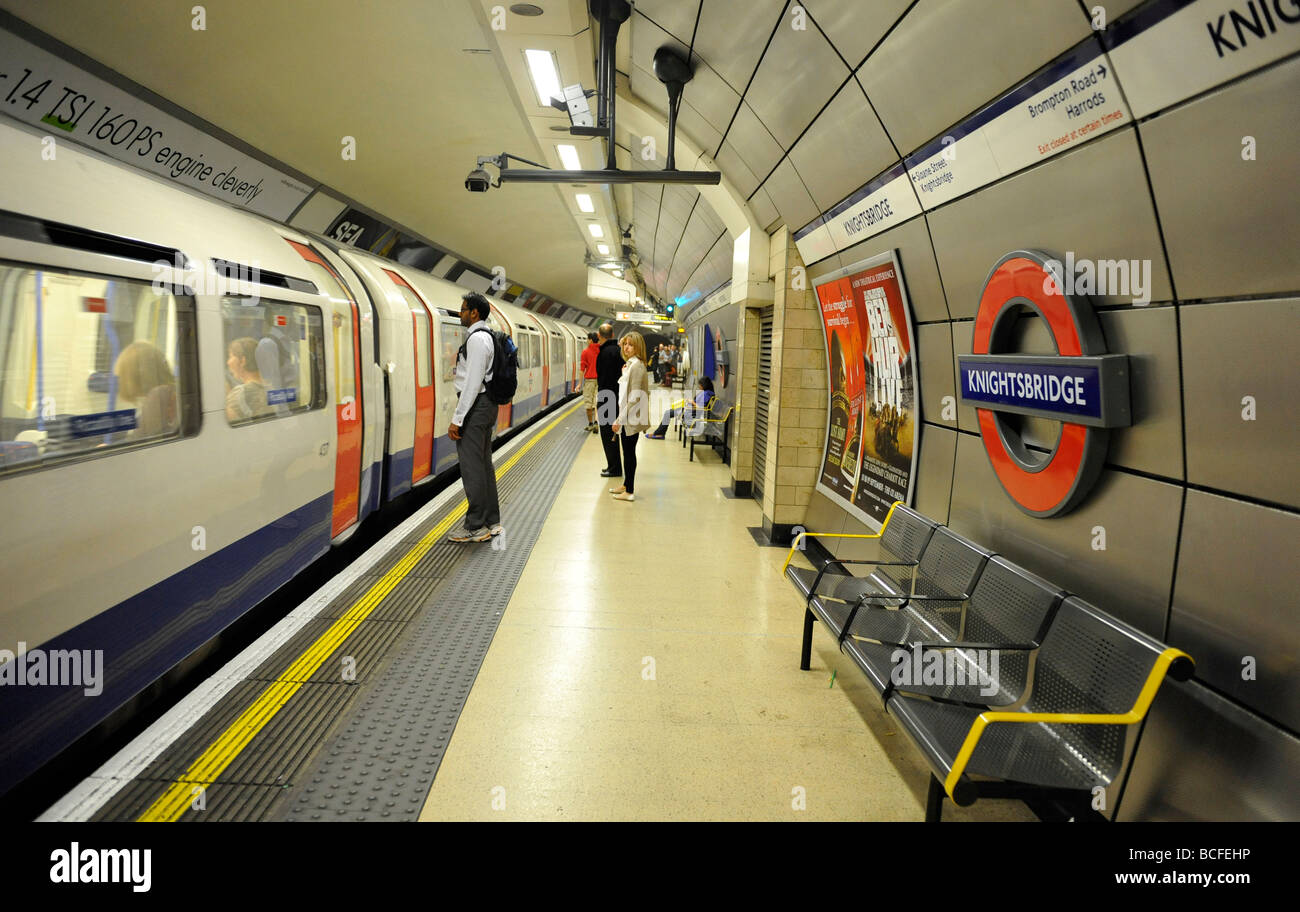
787,506,940,670
837,528,989,652
886,596,1195,818
846,556,1066,706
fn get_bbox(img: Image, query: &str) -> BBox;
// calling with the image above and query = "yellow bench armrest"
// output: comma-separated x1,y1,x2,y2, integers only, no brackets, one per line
942,647,1194,800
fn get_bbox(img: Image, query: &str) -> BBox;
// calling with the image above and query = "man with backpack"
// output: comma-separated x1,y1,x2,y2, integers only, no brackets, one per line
447,292,504,543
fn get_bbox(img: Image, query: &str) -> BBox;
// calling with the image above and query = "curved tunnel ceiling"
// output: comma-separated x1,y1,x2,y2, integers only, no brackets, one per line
623,0,1145,310
0,0,1149,317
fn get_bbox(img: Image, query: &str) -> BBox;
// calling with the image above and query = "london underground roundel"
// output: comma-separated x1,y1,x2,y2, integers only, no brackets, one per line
958,250,1132,517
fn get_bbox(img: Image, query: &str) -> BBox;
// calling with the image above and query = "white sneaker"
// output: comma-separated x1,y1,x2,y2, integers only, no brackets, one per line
612,492,635,502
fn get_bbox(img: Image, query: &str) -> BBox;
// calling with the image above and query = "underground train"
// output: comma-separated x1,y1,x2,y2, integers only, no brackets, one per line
0,118,586,797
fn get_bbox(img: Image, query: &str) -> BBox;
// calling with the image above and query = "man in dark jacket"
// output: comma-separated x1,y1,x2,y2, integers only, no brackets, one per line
595,323,624,477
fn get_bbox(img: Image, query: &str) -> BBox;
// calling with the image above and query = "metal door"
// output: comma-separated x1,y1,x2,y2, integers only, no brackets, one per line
752,308,774,503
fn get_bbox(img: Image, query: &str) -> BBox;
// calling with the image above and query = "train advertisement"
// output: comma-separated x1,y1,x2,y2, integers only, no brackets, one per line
814,250,919,531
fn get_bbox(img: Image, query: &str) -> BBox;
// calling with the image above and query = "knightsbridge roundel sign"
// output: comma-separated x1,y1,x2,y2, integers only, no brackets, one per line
959,250,1132,517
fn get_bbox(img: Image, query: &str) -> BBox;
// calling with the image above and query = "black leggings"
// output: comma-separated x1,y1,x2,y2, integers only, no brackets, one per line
620,432,639,494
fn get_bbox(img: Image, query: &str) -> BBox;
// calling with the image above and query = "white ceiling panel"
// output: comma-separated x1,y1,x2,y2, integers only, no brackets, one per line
859,0,1092,155
748,185,780,232
743,5,850,149
677,57,743,128
714,141,762,198
673,100,726,158
724,102,785,186
801,0,911,68
630,0,701,44
788,79,894,212
691,0,787,92
630,10,691,78
761,157,820,231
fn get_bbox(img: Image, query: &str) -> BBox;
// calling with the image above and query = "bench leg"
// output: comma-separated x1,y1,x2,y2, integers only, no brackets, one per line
800,607,815,671
925,774,945,823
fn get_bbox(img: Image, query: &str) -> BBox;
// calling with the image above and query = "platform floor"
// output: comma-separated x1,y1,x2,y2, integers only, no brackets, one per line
45,391,1036,822
420,394,1036,822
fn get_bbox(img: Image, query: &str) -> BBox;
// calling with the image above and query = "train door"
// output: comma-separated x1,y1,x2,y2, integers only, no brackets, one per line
383,269,434,485
284,238,363,538
548,330,564,402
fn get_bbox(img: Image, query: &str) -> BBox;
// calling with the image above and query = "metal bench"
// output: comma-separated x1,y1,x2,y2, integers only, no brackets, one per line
791,521,988,674
842,556,1067,707
685,402,733,463
888,596,1194,821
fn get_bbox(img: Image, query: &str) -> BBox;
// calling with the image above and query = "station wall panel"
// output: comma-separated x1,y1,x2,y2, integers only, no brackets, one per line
1118,679,1300,822
787,81,896,214
948,432,1182,637
1181,298,1300,509
914,424,956,525
1169,490,1300,731
856,0,1091,156
1139,55,1300,301
832,215,951,324
927,128,1174,313
1096,306,1184,480
916,322,955,428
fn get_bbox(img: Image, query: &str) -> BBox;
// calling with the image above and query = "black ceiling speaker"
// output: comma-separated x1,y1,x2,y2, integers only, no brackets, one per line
652,47,693,171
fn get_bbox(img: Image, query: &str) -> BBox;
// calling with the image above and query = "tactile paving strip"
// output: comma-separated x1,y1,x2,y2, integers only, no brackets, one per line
274,415,590,820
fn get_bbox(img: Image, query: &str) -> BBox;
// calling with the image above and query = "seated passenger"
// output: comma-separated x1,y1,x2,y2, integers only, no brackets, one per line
225,337,271,422
114,340,178,438
645,377,714,439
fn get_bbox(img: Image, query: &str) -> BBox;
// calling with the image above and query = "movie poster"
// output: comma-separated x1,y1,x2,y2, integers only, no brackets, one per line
814,250,918,530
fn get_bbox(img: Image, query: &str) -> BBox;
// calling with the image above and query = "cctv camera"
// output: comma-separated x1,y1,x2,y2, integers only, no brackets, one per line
465,168,493,192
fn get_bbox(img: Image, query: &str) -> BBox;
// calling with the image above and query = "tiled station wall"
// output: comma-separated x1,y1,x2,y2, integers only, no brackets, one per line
738,3,1299,820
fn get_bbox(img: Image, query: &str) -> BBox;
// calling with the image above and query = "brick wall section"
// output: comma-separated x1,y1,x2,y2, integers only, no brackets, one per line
764,228,828,529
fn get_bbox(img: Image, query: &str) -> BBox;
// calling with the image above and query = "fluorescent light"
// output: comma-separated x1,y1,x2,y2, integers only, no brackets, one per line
575,193,594,212
597,244,609,255
588,224,604,238
557,144,582,171
524,49,562,107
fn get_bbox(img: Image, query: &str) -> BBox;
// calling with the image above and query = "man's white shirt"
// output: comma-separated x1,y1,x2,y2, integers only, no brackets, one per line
453,320,495,426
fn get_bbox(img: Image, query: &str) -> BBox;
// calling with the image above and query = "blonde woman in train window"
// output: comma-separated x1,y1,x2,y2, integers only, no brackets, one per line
610,330,650,502
225,336,270,422
114,340,178,439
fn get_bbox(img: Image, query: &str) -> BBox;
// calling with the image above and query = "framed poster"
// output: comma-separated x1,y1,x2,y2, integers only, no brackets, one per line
813,249,919,530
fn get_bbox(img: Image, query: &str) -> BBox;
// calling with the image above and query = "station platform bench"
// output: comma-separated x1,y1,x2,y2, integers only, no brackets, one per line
784,503,1195,821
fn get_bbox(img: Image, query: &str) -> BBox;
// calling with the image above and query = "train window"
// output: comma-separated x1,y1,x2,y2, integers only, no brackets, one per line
550,334,563,365
221,297,324,426
0,262,195,474
440,322,464,381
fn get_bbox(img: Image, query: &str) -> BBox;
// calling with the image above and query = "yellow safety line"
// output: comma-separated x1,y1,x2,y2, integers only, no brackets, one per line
781,500,903,573
941,647,1193,800
138,401,582,821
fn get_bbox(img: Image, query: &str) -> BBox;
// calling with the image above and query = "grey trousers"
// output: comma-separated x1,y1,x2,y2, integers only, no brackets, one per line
456,394,500,530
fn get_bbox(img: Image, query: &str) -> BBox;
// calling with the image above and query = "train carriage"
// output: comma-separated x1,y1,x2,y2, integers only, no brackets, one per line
0,118,584,795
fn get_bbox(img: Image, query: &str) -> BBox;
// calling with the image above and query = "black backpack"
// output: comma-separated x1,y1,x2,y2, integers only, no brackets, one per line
460,327,518,405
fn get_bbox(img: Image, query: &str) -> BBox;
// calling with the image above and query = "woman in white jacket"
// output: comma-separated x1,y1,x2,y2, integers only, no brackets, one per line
610,330,651,502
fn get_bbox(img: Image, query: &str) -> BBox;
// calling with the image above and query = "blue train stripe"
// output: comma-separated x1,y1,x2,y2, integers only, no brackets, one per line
0,491,334,795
